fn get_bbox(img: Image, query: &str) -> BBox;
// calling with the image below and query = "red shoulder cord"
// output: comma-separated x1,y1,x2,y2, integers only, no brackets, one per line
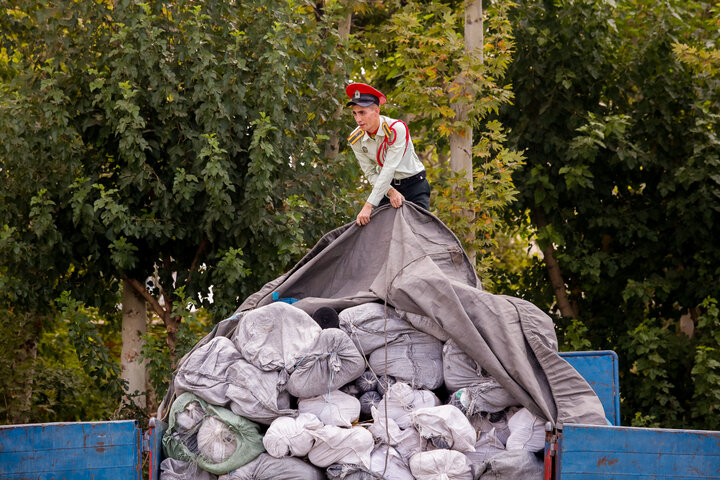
377,120,410,167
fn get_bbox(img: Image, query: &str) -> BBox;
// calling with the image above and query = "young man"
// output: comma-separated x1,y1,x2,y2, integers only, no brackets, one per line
346,83,431,226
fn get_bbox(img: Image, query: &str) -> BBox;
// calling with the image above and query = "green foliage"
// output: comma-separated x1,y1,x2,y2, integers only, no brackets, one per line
0,0,357,423
56,292,126,398
0,294,130,425
560,319,593,352
141,288,214,397
0,0,356,324
499,0,720,428
691,298,720,429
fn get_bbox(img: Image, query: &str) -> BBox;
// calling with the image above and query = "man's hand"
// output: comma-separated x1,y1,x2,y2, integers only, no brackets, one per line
388,188,405,208
356,202,374,226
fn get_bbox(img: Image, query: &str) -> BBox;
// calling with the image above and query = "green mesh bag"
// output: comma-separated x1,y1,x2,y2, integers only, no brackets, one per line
162,392,265,475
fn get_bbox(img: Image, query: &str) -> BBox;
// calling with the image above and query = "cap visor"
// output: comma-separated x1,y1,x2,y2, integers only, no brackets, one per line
346,100,377,107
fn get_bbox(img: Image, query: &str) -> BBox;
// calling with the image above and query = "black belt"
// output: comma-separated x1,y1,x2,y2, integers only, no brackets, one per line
392,170,426,187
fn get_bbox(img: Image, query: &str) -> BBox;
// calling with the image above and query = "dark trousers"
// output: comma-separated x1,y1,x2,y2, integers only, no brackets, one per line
379,171,431,211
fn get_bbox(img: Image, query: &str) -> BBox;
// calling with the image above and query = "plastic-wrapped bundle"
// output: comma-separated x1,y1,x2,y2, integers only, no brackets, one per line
263,413,323,458
505,408,546,452
366,445,414,480
368,406,424,461
198,416,239,463
379,382,439,429
411,405,477,453
173,337,243,407
474,449,544,479
307,425,375,470
326,445,414,480
338,303,421,355
286,329,365,398
218,453,325,480
175,400,205,433
233,302,322,371
376,375,396,396
452,378,518,415
409,450,473,480
442,339,487,391
368,333,443,390
359,391,382,417
463,428,506,467
160,457,217,480
225,359,297,425
341,383,361,397
162,393,265,475
298,390,361,427
355,370,379,394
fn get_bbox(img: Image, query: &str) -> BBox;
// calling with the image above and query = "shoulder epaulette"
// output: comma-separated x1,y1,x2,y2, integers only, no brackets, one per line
382,122,392,138
347,127,363,145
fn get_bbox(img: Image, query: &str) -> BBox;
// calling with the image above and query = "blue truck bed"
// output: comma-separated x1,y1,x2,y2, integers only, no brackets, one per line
1,351,719,479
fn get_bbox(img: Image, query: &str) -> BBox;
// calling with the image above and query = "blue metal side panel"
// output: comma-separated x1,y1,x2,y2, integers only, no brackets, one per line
560,351,620,426
146,417,166,480
556,424,720,479
0,420,141,480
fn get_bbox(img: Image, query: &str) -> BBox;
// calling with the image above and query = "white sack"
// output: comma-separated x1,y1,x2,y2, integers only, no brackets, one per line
379,382,439,429
233,302,321,371
368,406,424,461
325,445,413,480
464,428,506,467
409,450,473,480
505,408,546,452
173,337,295,425
173,337,242,406
198,416,239,464
307,425,374,470
442,339,487,391
298,390,361,427
398,310,450,343
263,413,323,458
218,453,325,480
473,408,517,446
368,333,444,390
286,329,365,398
225,359,297,425
175,400,205,433
367,445,415,480
454,379,519,415
160,458,217,480
338,303,419,355
475,449,544,480
411,405,477,453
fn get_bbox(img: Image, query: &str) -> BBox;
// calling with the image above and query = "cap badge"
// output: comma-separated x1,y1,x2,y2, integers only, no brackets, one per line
354,90,361,99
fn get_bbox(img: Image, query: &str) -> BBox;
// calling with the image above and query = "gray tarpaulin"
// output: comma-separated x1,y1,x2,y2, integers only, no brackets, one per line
161,204,605,427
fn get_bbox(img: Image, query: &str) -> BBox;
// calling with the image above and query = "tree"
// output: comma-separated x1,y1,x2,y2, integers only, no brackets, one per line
0,0,356,412
500,0,720,428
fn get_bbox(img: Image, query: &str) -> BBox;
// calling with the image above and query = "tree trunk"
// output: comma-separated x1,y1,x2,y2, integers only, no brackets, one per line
121,278,147,408
449,0,483,263
324,0,353,161
534,210,578,318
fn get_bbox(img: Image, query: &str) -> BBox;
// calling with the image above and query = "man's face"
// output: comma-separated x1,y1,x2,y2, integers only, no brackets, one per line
352,104,381,133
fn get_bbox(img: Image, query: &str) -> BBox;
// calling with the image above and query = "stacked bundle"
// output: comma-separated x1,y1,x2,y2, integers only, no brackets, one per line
160,302,546,480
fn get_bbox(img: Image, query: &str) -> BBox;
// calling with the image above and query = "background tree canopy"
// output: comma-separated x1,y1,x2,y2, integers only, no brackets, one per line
1,0,719,431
